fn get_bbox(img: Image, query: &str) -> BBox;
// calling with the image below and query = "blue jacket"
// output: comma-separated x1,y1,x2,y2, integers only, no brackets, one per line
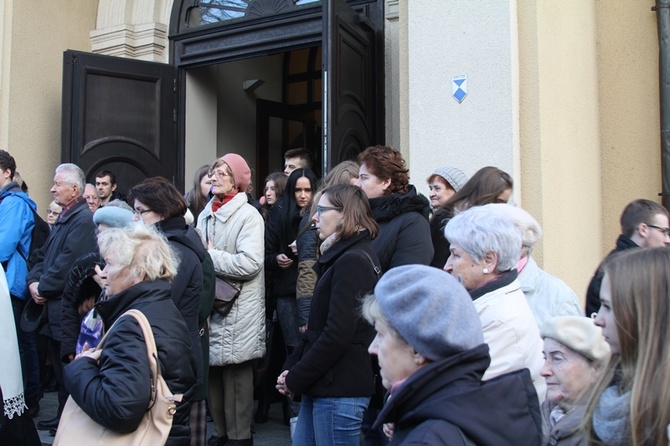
0,182,36,298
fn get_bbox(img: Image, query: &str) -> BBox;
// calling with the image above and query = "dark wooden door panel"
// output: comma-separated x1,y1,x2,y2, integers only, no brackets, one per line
61,50,176,194
323,0,383,171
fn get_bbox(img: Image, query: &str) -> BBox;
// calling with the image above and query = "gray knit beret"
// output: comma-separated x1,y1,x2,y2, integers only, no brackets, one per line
432,166,468,192
374,265,484,361
93,206,133,228
541,316,611,367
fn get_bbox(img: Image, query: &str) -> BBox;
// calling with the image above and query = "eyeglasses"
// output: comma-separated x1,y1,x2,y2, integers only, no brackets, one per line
647,224,670,237
316,205,342,216
208,169,230,179
47,210,61,216
133,208,152,216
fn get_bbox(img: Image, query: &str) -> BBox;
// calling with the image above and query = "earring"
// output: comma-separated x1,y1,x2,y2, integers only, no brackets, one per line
482,268,490,274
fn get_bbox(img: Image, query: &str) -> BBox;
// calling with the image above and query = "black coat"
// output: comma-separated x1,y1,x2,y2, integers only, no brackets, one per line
59,251,103,362
285,231,380,397
64,280,197,446
158,216,207,400
369,185,433,273
264,201,303,298
26,198,97,340
429,207,453,268
376,344,542,446
584,234,638,316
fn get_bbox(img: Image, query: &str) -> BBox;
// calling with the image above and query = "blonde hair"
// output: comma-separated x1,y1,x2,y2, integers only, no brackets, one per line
97,222,179,283
583,247,670,445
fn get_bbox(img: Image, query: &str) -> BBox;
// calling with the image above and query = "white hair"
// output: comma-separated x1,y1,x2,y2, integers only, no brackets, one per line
97,222,179,283
55,163,86,195
444,204,522,272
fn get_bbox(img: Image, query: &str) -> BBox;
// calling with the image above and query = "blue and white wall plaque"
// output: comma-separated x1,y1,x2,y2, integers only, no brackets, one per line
452,75,467,103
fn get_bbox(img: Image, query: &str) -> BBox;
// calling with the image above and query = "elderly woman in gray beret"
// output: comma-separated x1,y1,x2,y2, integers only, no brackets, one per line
362,264,542,445
490,203,582,327
540,316,610,445
444,204,546,400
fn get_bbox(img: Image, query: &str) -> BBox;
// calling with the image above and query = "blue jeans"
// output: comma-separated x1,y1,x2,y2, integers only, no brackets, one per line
293,395,370,446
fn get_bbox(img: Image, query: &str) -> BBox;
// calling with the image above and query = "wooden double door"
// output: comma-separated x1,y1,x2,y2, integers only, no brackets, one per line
61,0,384,192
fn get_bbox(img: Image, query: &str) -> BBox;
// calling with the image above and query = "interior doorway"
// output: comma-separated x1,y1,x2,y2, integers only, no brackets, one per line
184,46,323,198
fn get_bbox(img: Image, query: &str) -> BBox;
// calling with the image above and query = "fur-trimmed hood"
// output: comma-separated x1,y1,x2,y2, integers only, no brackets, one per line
369,185,431,223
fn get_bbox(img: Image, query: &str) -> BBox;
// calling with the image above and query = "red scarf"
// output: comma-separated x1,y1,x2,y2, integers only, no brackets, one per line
211,192,237,212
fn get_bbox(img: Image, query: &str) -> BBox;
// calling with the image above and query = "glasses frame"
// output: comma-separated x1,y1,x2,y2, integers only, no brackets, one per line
208,168,230,179
646,223,670,237
315,205,342,216
133,208,152,216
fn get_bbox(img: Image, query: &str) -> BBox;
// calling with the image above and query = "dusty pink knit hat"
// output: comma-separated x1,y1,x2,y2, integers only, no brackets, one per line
220,153,252,192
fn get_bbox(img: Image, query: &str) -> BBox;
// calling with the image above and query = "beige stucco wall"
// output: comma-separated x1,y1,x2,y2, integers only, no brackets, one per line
518,0,602,305
0,0,97,215
595,2,662,255
519,1,661,306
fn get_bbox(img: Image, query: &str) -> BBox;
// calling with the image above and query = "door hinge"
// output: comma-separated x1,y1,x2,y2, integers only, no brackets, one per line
173,109,176,122
173,78,177,92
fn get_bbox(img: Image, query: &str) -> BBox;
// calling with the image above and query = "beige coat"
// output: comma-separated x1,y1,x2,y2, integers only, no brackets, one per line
197,192,265,366
474,278,546,401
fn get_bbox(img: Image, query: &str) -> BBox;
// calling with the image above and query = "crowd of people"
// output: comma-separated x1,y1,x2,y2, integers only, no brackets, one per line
1,145,669,446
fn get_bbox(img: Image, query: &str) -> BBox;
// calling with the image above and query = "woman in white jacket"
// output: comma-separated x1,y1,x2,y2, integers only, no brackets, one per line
196,154,265,446
443,204,546,402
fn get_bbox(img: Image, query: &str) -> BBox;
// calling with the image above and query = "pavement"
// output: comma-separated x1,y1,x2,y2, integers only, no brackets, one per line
34,389,292,445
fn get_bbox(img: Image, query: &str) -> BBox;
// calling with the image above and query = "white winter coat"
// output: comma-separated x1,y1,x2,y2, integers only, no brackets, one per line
518,256,582,329
197,192,266,366
474,278,546,402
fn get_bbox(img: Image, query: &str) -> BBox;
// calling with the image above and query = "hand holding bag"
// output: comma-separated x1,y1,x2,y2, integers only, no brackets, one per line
53,309,182,446
213,276,241,318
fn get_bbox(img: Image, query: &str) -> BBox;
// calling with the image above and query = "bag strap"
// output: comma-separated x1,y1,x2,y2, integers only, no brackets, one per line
356,249,381,278
93,308,181,408
121,309,172,408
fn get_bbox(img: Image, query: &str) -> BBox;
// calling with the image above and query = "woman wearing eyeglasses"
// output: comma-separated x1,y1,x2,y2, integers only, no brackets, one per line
127,176,214,445
196,154,265,446
276,184,381,446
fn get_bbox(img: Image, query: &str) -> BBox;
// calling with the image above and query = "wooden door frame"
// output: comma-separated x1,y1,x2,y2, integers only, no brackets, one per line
169,0,383,185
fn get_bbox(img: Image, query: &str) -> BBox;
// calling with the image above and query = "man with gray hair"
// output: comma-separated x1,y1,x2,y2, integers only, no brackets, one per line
26,163,97,433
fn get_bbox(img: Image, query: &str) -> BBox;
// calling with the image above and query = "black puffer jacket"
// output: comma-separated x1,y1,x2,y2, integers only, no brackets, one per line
375,344,542,445
26,198,97,340
64,280,197,446
368,185,433,272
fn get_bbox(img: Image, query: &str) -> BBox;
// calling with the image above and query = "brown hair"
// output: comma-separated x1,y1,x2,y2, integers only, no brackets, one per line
321,184,378,240
620,199,669,238
264,171,288,200
357,145,409,195
127,176,188,220
440,166,512,213
426,174,451,190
